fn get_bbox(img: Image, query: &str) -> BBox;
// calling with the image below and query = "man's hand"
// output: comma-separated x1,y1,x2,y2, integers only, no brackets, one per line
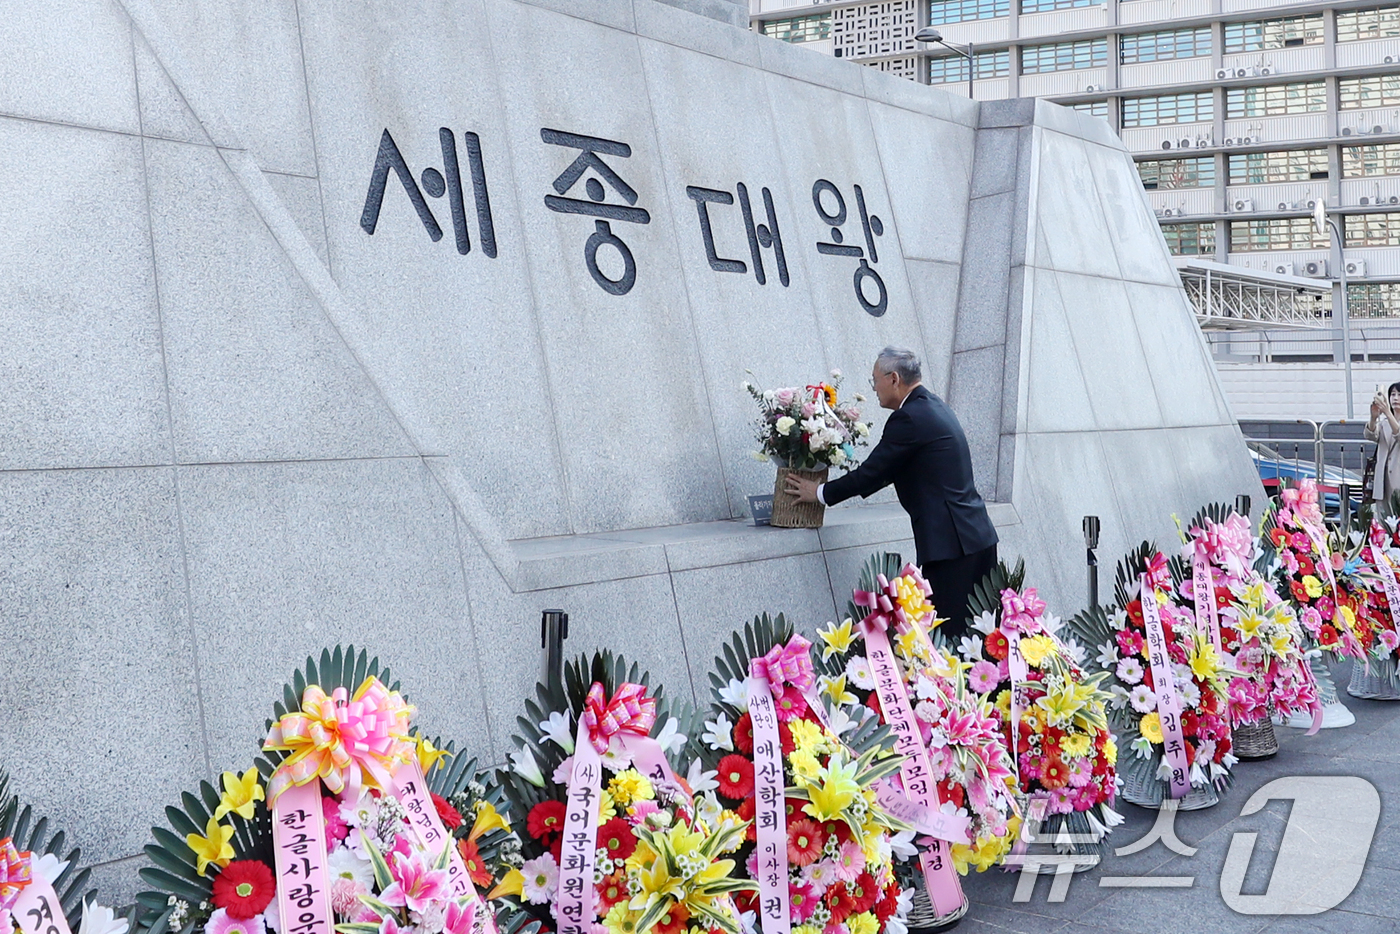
785,474,820,504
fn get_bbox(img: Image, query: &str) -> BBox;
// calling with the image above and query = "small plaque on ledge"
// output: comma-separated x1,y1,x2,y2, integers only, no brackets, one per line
747,494,774,527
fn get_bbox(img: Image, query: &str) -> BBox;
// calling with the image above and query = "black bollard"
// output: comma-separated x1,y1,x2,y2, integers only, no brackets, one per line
541,608,569,693
1082,516,1101,610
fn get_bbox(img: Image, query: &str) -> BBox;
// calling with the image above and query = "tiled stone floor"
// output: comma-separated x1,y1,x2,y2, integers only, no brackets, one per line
956,661,1400,933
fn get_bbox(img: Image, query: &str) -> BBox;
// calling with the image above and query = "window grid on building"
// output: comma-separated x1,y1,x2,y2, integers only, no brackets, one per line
1139,157,1217,189
1227,149,1330,184
1347,212,1400,246
1350,282,1400,318
928,49,1010,82
1120,27,1212,64
1122,91,1213,127
1336,6,1400,43
1229,217,1330,250
1344,143,1400,178
1340,75,1400,109
1072,99,1109,117
832,1,919,59
1225,82,1327,118
1223,15,1325,52
928,0,1009,25
1021,0,1098,12
1021,38,1107,73
759,12,831,43
1163,222,1217,255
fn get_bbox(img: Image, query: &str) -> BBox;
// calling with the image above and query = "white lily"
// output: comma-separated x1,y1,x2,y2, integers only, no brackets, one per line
718,678,750,709
686,758,719,794
701,713,734,751
537,711,575,754
510,747,545,786
80,902,129,934
889,830,919,860
654,716,687,755
33,854,69,884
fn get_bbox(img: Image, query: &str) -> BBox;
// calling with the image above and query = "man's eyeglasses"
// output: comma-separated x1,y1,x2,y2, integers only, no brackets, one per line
869,373,891,390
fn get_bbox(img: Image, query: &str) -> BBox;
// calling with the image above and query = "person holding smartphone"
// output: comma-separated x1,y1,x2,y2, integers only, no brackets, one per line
1365,382,1400,502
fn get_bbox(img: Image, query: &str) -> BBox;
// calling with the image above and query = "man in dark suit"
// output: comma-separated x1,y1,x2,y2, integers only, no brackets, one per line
786,346,998,642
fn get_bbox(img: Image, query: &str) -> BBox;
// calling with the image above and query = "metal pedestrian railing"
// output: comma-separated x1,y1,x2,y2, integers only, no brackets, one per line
1239,419,1377,526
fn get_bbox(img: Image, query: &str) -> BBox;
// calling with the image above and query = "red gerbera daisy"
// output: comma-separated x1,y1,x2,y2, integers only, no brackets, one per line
432,793,464,830
848,872,879,914
986,630,1010,660
737,797,757,842
733,713,755,754
597,817,636,860
716,754,755,800
212,860,275,920
528,800,567,842
786,818,825,866
456,838,494,888
654,901,690,934
824,881,858,922
874,884,900,922
597,871,629,911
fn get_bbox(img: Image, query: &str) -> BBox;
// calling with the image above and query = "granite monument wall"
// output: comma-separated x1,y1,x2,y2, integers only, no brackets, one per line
0,0,1259,903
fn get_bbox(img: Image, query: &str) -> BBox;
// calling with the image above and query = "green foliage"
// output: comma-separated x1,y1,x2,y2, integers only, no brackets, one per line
0,771,97,930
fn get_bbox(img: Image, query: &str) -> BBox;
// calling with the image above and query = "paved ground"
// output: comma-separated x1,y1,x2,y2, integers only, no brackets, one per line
956,661,1400,933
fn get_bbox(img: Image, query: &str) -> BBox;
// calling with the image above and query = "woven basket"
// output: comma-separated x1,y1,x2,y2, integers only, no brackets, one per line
906,871,968,931
1120,766,1220,811
1231,717,1279,760
1347,656,1400,700
771,466,828,528
1015,810,1109,875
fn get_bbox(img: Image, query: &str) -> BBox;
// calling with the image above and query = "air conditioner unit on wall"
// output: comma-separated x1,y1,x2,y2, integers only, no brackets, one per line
1391,195,1400,204
1342,127,1355,136
1085,83,1103,92
1235,67,1250,78
1274,262,1296,275
1346,259,1368,277
1259,65,1275,75
1161,139,1174,149
1303,260,1329,277
1386,55,1397,64
1234,198,1255,212
1179,137,1194,148
1277,201,1291,211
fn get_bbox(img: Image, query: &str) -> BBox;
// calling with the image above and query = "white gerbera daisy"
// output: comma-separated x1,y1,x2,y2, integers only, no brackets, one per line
1129,684,1156,713
845,655,876,689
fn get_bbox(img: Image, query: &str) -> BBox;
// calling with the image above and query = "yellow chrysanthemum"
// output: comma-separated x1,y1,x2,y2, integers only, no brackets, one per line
598,789,617,821
789,749,822,782
1059,732,1092,758
847,912,879,934
1104,737,1118,765
1139,712,1164,744
1302,575,1323,599
994,689,1012,718
603,904,644,934
1018,635,1056,668
789,718,825,753
609,769,653,807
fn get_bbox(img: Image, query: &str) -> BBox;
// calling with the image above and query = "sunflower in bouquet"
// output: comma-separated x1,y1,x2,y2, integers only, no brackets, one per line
498,652,750,934
0,771,117,934
136,646,532,934
1068,545,1237,802
1261,481,1367,661
1180,505,1321,728
956,561,1120,838
819,555,1022,876
696,612,916,934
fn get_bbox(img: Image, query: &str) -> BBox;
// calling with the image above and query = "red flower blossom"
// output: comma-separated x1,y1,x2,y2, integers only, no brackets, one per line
849,872,880,913
597,817,636,860
786,819,825,866
938,779,965,810
874,884,900,922
864,691,885,725
717,754,755,799
774,685,809,721
432,793,464,830
457,838,494,888
778,720,796,755
1269,528,1290,548
1290,580,1311,604
1319,623,1339,644
597,871,629,911
733,713,755,754
654,902,690,934
212,860,275,920
824,882,858,922
737,796,757,842
528,800,567,841
819,817,853,845
986,630,1009,660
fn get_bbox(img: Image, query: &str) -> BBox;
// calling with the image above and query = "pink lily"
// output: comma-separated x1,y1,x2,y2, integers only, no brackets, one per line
443,900,477,934
381,850,451,913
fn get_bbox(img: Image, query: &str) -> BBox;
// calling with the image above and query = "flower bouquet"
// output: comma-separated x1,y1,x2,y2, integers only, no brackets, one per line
818,555,1021,925
1068,544,1236,810
958,561,1120,865
1179,504,1322,754
498,652,750,934
135,646,531,934
743,372,870,529
696,612,917,934
0,771,120,934
1337,519,1400,700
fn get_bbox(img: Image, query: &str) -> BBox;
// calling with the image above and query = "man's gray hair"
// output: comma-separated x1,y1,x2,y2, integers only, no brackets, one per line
876,345,921,384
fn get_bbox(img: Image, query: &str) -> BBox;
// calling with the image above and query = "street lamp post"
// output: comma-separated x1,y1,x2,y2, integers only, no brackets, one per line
1314,201,1354,419
915,27,975,100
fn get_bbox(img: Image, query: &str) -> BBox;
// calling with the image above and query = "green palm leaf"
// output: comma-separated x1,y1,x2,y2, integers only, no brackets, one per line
0,771,97,926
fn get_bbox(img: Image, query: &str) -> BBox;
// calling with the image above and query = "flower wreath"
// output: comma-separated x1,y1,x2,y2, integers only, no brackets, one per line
1180,505,1321,730
819,555,1021,882
0,771,118,934
958,561,1120,841
1068,544,1237,802
498,652,750,934
1361,515,1400,675
134,646,531,934
696,612,915,934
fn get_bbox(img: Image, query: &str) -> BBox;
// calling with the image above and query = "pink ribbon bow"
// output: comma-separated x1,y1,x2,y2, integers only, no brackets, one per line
580,682,658,755
854,573,907,635
750,635,816,696
1143,551,1171,592
999,587,1045,633
0,840,31,923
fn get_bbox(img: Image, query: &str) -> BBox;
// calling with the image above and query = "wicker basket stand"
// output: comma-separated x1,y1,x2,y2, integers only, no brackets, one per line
1120,767,1220,810
1347,655,1400,700
770,466,829,528
1231,716,1280,760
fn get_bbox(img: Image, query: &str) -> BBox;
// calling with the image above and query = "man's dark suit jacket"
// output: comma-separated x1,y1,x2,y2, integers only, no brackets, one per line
822,384,998,564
